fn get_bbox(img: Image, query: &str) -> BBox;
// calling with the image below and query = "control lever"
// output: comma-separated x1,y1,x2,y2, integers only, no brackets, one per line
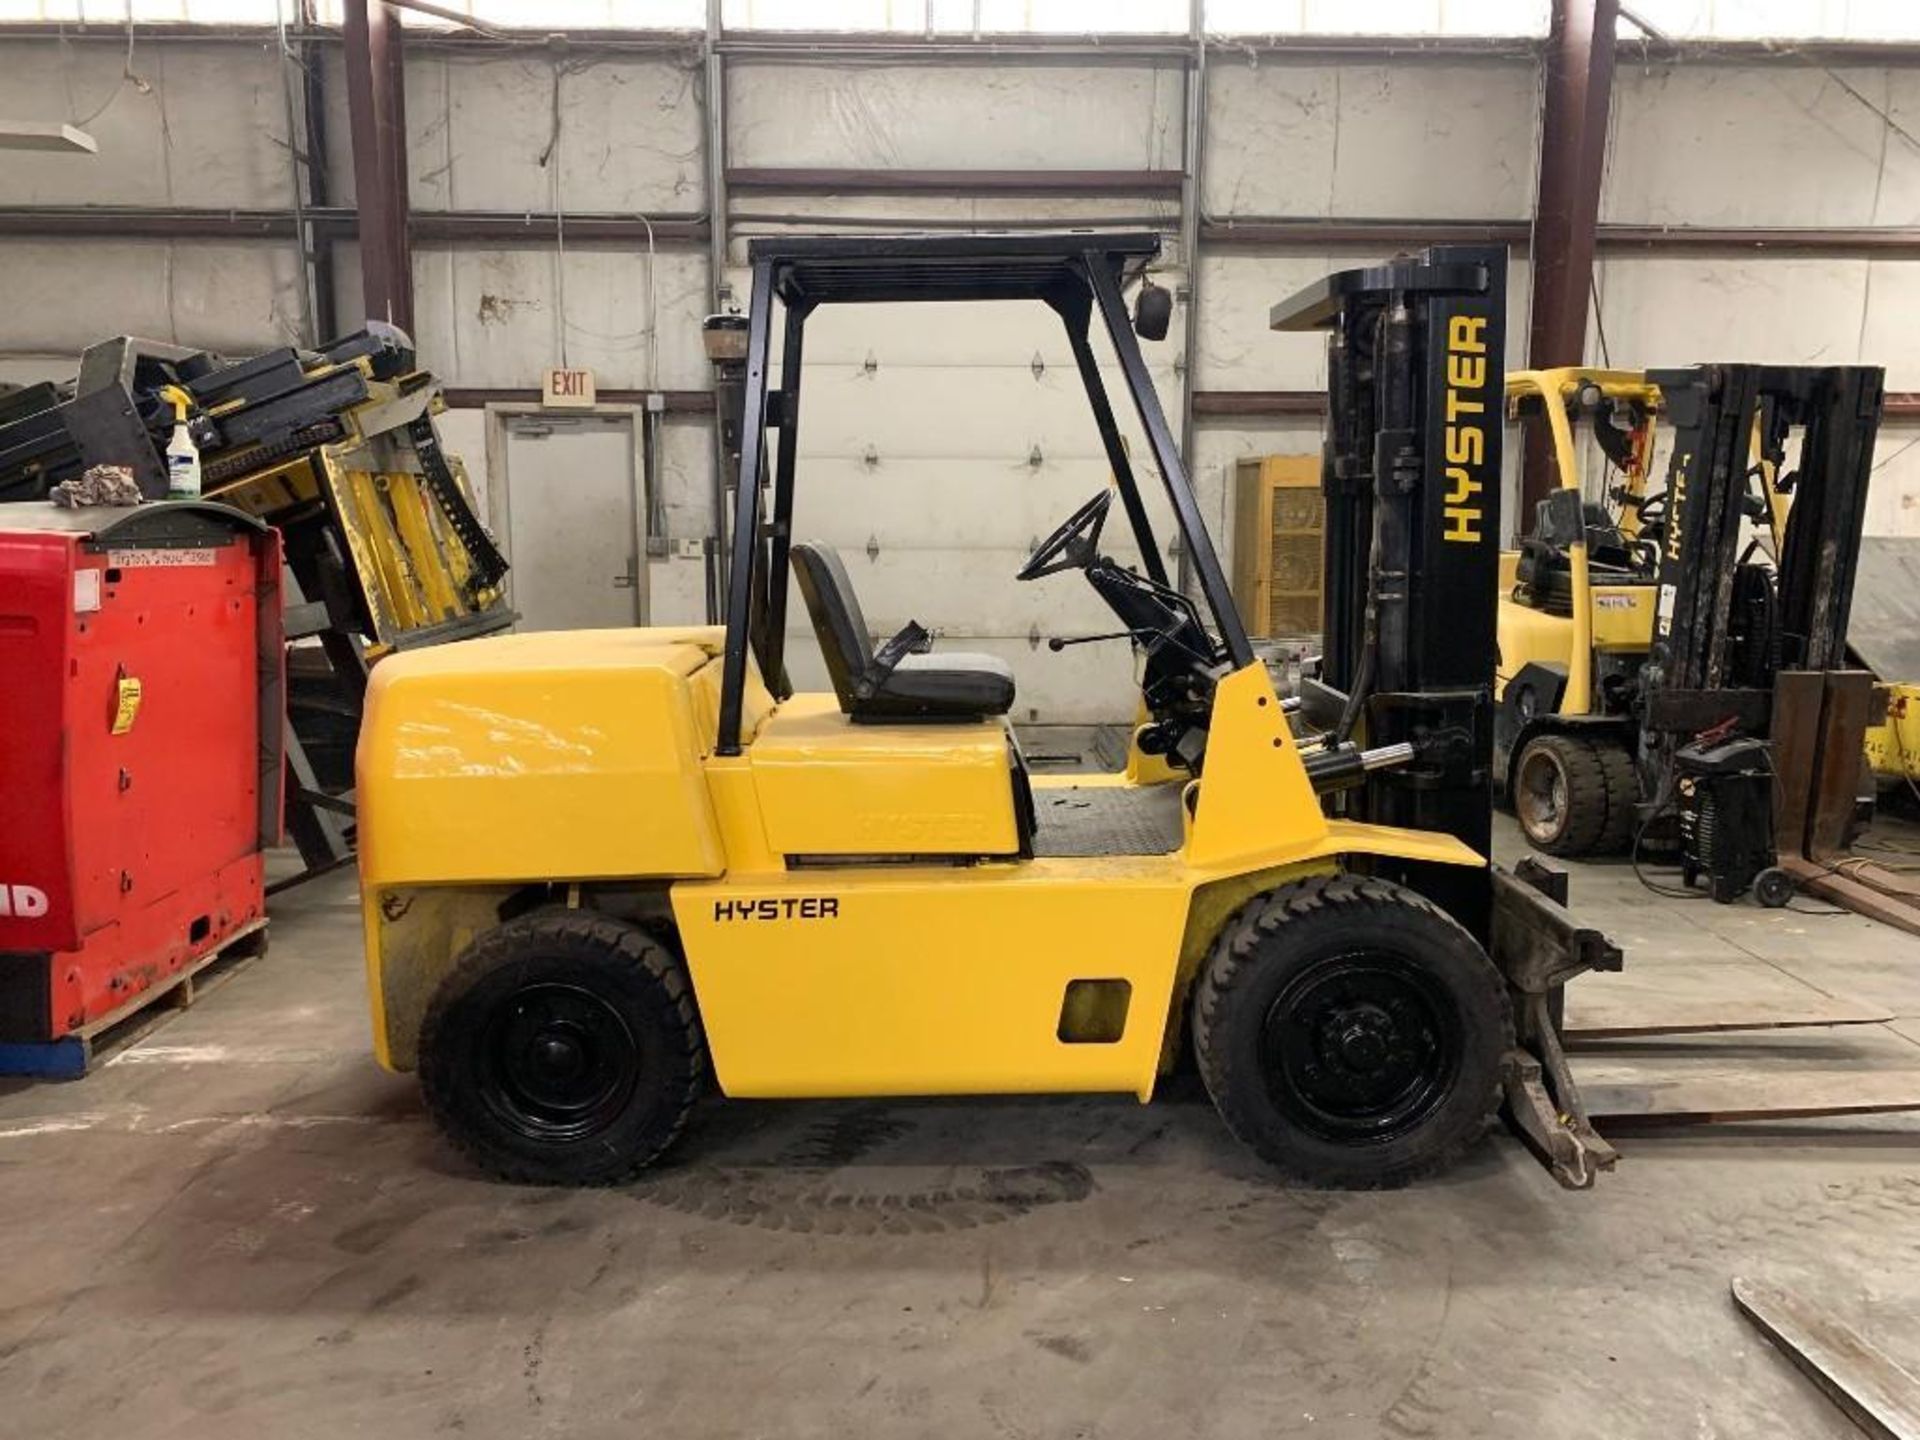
1048,631,1139,651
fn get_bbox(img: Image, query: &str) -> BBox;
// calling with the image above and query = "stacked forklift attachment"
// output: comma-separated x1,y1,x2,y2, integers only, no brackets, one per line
0,330,514,879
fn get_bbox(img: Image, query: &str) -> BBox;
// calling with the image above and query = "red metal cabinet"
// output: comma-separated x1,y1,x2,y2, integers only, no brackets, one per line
0,502,282,1074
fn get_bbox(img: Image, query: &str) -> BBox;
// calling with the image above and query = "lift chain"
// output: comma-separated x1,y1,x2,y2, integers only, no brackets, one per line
406,413,509,592
201,421,346,487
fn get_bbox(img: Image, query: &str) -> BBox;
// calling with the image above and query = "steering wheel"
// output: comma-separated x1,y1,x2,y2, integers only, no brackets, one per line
1018,489,1112,581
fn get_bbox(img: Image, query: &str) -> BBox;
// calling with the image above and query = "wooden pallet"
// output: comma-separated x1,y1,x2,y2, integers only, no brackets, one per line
0,920,269,1079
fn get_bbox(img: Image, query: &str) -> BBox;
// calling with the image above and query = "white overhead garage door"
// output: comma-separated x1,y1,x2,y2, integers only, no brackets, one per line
772,290,1190,726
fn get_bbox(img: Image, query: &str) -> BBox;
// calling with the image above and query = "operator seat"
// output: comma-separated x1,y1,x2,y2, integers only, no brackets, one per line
791,542,1016,723
1513,500,1652,615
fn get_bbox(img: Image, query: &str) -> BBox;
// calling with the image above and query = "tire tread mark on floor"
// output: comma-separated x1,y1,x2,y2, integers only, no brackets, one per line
634,1159,1094,1234
767,1104,918,1170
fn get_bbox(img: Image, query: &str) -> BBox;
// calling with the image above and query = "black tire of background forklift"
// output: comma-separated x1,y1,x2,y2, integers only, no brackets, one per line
1513,733,1628,857
1192,875,1512,1190
1591,741,1639,853
419,911,706,1186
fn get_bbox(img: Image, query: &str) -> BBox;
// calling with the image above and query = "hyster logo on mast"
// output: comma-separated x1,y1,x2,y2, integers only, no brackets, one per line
1442,313,1490,544
0,884,50,919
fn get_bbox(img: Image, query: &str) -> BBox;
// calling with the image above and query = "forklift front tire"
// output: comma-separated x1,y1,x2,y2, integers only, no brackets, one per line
418,910,706,1186
1193,875,1512,1190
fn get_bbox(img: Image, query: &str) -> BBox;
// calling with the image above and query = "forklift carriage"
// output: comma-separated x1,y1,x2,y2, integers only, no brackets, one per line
356,232,1619,1190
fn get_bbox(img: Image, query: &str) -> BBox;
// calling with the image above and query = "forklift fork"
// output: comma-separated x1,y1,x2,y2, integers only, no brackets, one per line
1491,856,1623,1188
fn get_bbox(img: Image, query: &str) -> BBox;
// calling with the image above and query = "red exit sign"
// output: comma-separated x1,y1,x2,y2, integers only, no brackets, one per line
541,367,597,409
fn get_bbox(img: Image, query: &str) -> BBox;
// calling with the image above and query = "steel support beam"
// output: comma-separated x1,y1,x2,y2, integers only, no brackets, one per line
0,208,309,238
1208,216,1920,255
1205,218,1532,248
300,20,340,342
1598,224,1920,254
273,0,318,345
1173,0,1205,597
16,209,1920,261
343,0,413,333
441,387,715,412
726,167,1184,197
23,22,1920,70
0,208,706,247
1523,0,1618,517
1191,391,1330,418
409,212,709,245
715,31,1192,62
703,0,731,624
1191,389,1920,422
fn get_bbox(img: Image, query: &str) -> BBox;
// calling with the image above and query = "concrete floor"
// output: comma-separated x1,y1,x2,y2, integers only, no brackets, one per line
7,821,1920,1439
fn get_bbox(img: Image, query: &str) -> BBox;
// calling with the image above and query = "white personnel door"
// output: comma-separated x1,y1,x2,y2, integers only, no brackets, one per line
500,412,645,631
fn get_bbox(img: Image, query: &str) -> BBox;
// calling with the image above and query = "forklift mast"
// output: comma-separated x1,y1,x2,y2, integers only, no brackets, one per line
1641,364,1883,754
1272,246,1510,943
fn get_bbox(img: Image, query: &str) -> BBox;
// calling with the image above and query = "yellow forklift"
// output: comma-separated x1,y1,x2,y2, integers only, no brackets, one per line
356,234,1619,1190
1495,364,1884,902
1839,537,1920,804
1496,368,1662,855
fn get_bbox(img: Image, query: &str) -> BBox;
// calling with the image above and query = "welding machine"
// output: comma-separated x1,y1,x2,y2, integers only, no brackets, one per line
0,501,282,1076
1674,735,1774,904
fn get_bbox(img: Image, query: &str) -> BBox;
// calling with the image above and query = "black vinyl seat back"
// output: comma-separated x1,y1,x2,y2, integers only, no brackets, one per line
1513,494,1655,616
790,541,1016,724
791,542,874,710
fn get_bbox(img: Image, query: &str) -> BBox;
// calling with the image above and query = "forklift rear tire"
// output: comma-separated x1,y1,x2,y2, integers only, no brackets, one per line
1193,874,1512,1189
1513,733,1633,857
1591,741,1639,854
418,910,706,1186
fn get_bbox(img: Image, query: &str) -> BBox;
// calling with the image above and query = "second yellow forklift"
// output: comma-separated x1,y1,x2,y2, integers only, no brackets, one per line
1495,363,1884,902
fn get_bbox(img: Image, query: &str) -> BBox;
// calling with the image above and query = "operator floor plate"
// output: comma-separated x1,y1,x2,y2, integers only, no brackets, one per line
1030,784,1186,858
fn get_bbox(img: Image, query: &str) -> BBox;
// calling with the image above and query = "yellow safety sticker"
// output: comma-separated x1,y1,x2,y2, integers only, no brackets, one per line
111,675,142,735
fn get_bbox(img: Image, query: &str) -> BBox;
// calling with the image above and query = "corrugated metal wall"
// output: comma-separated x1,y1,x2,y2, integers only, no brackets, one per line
5,30,1920,717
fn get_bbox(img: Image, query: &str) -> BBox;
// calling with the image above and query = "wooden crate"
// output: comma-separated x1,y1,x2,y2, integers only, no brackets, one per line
1230,455,1323,639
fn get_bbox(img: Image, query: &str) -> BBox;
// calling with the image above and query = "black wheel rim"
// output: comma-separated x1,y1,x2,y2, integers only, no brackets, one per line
1259,954,1462,1143
478,982,640,1143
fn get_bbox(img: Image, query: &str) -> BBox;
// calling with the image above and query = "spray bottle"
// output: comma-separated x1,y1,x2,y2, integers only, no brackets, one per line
159,385,200,499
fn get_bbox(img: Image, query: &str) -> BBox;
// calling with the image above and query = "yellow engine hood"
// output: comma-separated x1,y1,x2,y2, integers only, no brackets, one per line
356,626,738,886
